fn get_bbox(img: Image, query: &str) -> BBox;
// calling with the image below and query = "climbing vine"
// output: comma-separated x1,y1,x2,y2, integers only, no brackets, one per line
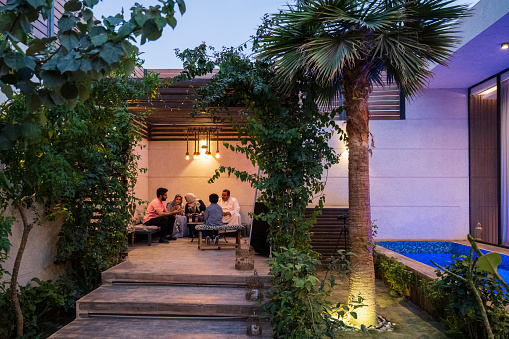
175,45,343,252
0,57,159,336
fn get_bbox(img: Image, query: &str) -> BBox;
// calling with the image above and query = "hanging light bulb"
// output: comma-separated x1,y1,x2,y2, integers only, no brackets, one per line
193,130,198,159
205,129,211,158
215,128,220,158
196,129,201,159
185,128,190,160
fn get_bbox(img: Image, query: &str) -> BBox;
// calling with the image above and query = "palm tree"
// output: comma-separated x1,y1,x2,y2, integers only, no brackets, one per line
260,0,469,327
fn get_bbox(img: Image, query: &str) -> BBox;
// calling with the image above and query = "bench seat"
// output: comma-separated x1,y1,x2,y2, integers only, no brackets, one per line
195,224,244,250
133,224,160,246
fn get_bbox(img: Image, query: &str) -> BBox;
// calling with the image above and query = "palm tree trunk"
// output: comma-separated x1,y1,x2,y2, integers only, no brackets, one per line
342,67,377,327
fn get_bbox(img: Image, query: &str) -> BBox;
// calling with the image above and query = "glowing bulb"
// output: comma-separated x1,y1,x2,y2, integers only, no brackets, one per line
197,151,200,160
215,150,220,159
502,42,509,49
185,152,190,160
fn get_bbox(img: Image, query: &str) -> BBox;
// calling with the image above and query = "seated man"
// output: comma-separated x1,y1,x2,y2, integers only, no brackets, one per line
203,193,223,245
143,187,179,243
218,189,241,226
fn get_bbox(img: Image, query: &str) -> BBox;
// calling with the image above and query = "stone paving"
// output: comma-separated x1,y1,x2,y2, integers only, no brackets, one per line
51,235,450,338
52,235,272,338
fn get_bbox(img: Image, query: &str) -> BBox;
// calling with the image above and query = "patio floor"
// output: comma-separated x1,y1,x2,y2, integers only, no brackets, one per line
51,235,448,338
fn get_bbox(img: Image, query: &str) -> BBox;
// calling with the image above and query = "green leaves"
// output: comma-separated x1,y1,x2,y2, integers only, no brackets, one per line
64,0,83,12
476,253,502,275
20,122,41,142
59,31,80,51
100,43,124,64
91,34,108,47
176,0,186,14
57,52,81,73
4,53,26,71
0,0,186,114
58,15,80,32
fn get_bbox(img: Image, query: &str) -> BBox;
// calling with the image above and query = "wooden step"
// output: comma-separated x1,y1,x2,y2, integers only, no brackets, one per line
51,317,272,338
76,284,266,319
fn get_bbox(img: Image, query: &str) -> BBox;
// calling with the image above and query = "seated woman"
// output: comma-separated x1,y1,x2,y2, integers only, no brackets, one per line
166,194,187,238
185,193,206,220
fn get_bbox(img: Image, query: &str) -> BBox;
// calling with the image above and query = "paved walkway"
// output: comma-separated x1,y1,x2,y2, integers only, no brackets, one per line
51,235,449,338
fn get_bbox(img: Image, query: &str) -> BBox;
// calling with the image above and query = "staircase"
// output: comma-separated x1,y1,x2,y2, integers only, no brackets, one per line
308,208,349,260
51,240,273,338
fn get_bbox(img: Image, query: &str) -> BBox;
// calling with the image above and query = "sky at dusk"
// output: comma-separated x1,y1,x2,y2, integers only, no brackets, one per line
93,0,478,70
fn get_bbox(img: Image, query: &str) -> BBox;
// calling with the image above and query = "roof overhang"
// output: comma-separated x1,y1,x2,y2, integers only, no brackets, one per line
428,0,509,89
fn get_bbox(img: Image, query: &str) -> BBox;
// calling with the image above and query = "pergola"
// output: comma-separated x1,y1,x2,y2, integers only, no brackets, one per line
128,69,403,142
128,69,245,142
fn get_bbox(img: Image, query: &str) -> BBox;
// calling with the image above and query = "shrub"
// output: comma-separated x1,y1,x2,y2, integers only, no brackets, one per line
373,251,414,297
0,275,84,338
432,254,509,339
264,246,353,338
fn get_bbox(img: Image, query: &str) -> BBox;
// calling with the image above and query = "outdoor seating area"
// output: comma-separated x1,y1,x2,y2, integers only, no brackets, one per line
2,0,509,338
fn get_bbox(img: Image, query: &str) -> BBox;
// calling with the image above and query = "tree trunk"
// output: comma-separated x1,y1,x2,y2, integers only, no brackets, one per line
342,67,377,327
11,201,34,337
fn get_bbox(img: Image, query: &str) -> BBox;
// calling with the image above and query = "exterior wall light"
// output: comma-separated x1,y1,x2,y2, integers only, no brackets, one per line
502,42,509,49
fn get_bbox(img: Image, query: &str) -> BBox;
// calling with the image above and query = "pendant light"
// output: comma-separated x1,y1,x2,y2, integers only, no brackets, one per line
196,129,200,160
215,128,220,159
205,129,211,158
193,130,198,160
185,128,190,160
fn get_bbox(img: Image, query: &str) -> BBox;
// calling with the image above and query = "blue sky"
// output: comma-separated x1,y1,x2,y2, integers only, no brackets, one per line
93,0,477,69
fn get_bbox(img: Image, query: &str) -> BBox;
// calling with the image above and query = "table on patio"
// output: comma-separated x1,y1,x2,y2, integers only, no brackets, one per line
195,224,244,250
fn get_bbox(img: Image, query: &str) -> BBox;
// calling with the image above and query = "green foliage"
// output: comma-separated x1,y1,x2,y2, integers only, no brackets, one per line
0,54,159,335
52,62,159,290
258,0,470,99
175,45,342,252
175,43,345,337
0,214,13,286
0,0,185,147
264,246,353,338
430,254,509,339
0,275,84,338
373,252,414,297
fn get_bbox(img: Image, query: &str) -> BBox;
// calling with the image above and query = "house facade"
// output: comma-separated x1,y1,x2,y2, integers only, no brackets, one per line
3,0,509,286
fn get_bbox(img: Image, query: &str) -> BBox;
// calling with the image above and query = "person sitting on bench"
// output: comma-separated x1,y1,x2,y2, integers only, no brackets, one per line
219,189,241,225
203,193,223,245
143,187,179,243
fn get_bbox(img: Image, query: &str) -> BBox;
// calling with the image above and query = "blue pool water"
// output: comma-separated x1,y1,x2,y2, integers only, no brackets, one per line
377,241,509,283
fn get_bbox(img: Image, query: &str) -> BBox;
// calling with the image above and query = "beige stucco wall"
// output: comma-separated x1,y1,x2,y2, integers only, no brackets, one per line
134,138,150,204
1,204,67,286
322,88,470,241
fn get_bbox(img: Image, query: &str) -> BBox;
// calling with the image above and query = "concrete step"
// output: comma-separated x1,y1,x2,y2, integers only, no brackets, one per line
51,317,272,338
77,284,266,319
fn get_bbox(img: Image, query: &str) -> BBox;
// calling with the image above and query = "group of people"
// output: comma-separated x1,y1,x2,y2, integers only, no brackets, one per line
143,187,241,243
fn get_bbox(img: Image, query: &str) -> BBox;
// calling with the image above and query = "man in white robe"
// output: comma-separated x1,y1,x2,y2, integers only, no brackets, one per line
218,189,241,225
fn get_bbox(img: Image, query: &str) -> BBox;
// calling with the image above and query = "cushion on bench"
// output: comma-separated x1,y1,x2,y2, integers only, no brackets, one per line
195,224,244,231
134,224,159,232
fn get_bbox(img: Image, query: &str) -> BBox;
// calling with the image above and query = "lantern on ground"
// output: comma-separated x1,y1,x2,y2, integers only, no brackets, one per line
247,311,262,336
245,270,264,301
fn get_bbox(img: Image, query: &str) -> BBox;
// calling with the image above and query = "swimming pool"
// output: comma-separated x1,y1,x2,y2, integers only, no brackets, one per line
377,241,509,283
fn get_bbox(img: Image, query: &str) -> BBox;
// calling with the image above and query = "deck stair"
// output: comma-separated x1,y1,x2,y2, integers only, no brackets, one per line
308,208,349,260
51,240,273,338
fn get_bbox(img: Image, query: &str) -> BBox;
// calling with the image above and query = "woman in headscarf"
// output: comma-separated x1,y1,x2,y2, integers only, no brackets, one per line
166,194,188,237
184,193,206,218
